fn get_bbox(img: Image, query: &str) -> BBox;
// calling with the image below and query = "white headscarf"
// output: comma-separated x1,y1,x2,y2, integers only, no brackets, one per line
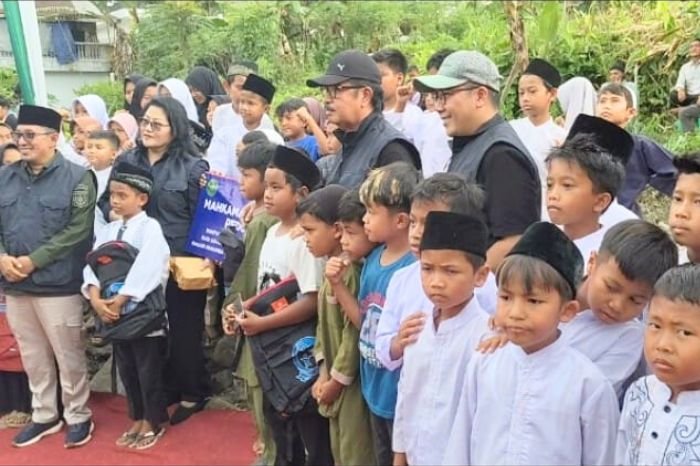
158,78,199,123
72,94,109,129
558,77,597,133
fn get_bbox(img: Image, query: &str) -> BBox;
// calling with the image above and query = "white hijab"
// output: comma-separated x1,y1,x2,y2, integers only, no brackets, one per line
72,94,109,129
558,77,596,133
158,78,199,123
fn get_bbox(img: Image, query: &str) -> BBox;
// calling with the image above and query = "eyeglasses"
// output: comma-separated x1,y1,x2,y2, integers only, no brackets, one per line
12,130,56,142
429,85,481,107
138,118,170,132
323,85,366,100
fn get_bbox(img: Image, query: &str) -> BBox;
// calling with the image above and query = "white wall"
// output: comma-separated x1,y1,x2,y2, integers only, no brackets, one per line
46,71,111,109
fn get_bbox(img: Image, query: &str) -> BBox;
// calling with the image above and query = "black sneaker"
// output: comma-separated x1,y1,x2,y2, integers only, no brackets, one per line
12,419,64,447
64,420,95,449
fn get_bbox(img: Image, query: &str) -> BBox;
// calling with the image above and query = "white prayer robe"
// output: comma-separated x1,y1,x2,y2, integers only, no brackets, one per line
573,226,606,264
443,336,620,466
510,117,567,220
601,200,638,228
616,375,700,465
374,261,498,370
393,298,489,466
560,309,644,398
82,211,170,303
91,166,113,236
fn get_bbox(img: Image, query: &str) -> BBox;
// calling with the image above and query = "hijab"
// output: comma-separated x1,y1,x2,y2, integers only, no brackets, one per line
557,77,597,133
128,77,158,120
123,73,144,110
72,94,109,128
185,66,225,127
303,97,327,129
158,78,200,123
109,112,138,143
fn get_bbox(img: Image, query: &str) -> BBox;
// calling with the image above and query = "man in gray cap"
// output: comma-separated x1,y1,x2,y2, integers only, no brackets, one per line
307,49,420,188
0,105,96,448
414,50,540,269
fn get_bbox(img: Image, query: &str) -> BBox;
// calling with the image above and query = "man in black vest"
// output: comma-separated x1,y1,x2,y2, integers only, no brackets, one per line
414,50,540,269
0,105,96,448
307,49,420,188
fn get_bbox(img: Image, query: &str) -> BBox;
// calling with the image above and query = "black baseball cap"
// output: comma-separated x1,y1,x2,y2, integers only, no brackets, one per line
307,49,381,87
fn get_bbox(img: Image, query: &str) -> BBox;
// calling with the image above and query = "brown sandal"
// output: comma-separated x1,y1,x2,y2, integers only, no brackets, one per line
130,427,165,450
116,431,140,447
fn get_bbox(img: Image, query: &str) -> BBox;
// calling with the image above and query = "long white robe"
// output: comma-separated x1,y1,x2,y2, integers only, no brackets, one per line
393,298,489,465
560,309,644,398
443,336,620,466
573,226,606,264
616,375,700,465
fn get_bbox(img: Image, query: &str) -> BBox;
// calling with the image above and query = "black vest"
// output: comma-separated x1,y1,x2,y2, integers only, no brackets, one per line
327,112,420,188
0,153,93,295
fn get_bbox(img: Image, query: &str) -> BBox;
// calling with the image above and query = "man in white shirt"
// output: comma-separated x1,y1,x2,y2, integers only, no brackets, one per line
672,37,700,132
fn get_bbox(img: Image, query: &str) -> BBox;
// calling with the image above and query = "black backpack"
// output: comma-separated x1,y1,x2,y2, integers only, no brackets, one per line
86,241,166,343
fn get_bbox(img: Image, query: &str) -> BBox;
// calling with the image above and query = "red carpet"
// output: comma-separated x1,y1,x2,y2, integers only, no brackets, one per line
0,393,256,465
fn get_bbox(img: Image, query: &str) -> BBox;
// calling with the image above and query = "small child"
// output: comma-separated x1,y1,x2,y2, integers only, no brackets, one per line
221,140,278,464
375,174,497,374
669,152,700,264
239,74,276,133
562,219,678,398
345,161,419,466
607,60,639,109
546,114,632,262
237,145,331,466
596,83,677,216
0,142,21,166
616,264,700,465
393,211,490,466
444,222,620,465
85,130,120,236
276,98,321,162
509,58,567,219
82,162,170,449
298,185,375,466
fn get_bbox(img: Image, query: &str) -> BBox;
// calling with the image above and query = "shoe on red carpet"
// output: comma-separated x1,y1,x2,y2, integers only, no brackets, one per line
12,419,64,448
64,420,94,449
170,400,207,425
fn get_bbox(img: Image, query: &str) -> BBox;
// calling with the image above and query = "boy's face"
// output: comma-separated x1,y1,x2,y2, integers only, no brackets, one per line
279,111,307,140
377,63,403,103
518,74,556,119
300,213,341,258
85,138,117,171
226,75,247,106
497,277,578,354
645,296,700,393
585,254,653,324
597,91,635,128
263,167,300,219
108,122,129,148
421,249,488,312
238,91,268,128
2,148,21,165
409,199,450,257
109,180,147,219
669,173,700,254
547,158,611,229
340,220,376,262
239,167,265,201
0,125,13,145
362,202,408,244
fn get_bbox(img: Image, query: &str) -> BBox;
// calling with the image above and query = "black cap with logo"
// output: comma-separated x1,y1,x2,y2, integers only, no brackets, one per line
307,49,381,87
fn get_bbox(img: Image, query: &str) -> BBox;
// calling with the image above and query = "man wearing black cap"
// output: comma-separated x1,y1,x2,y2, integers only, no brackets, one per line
0,105,96,448
414,51,540,270
307,49,420,188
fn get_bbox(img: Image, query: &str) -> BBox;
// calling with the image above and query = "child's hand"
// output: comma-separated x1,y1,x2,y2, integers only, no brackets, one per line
221,304,239,335
312,369,328,401
318,379,344,406
241,201,256,225
105,294,128,318
236,310,266,336
395,312,425,351
295,107,312,127
290,224,304,240
477,333,509,354
198,173,208,189
396,83,413,112
325,256,350,285
91,297,119,323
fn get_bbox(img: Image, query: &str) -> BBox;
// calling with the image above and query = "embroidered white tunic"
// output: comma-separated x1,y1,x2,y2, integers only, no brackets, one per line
393,298,489,465
616,375,700,465
560,309,644,398
443,336,620,466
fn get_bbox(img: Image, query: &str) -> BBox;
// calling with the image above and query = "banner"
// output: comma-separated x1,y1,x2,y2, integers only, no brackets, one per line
185,174,247,262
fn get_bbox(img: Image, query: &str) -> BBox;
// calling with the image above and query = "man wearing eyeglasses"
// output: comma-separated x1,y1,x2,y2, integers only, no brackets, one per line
0,105,96,448
414,51,540,270
307,49,421,188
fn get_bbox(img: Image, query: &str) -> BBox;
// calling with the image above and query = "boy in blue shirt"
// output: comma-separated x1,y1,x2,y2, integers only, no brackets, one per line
275,98,321,162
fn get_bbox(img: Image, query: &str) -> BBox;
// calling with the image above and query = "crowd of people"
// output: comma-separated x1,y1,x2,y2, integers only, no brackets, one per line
0,36,699,466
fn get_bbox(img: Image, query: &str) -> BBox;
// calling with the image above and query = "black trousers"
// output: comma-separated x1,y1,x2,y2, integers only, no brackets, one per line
369,412,394,466
114,337,168,427
263,395,333,466
670,90,700,107
163,279,210,403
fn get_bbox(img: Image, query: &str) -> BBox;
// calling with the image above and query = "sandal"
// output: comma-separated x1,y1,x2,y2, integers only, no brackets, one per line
115,431,140,447
1,411,31,428
131,427,165,450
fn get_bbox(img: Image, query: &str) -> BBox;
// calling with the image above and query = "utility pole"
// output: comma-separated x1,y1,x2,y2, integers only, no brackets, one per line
3,0,35,104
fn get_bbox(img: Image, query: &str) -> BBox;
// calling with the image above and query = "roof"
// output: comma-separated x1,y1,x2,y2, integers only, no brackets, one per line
0,1,103,21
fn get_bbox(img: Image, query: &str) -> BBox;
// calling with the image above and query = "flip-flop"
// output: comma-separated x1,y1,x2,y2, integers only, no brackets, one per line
131,427,165,450
115,431,140,447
